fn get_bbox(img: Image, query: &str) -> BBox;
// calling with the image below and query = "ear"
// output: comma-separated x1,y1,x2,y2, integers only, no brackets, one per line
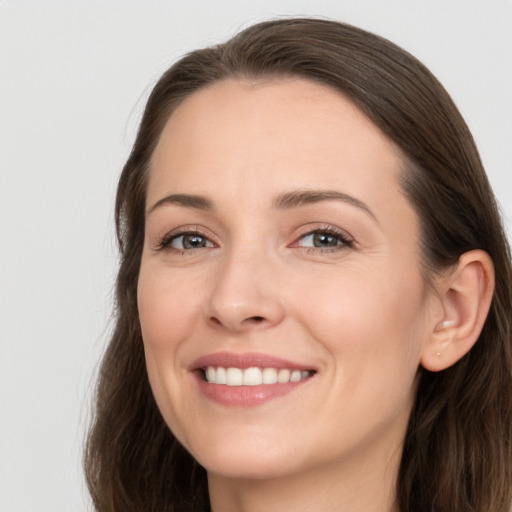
421,250,495,372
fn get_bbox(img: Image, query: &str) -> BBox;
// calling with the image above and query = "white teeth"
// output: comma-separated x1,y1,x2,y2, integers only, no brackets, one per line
290,370,302,382
262,367,278,384
277,368,290,383
206,367,216,383
216,367,227,384
204,366,312,386
226,367,243,386
242,367,262,386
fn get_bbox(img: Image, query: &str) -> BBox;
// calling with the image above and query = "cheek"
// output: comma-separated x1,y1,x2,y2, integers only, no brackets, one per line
304,267,426,428
296,263,427,371
137,266,201,355
137,265,205,439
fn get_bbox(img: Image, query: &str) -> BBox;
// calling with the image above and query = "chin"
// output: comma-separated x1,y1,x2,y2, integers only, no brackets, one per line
200,452,301,481
183,429,306,480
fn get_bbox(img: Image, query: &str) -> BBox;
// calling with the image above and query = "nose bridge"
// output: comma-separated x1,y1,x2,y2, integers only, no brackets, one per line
206,240,284,331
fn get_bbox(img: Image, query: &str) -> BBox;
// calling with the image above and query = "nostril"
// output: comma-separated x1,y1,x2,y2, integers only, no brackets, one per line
208,314,269,330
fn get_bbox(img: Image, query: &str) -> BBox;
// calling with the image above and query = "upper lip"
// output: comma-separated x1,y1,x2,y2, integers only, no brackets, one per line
189,351,316,371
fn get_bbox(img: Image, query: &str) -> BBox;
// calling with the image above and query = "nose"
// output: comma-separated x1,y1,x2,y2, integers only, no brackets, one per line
205,248,285,333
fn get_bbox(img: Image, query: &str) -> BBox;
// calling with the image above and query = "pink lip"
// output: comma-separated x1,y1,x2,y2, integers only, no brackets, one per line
189,351,313,371
189,352,315,407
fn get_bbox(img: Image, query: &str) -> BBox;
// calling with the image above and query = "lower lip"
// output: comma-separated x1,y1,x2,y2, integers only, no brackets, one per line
194,373,312,407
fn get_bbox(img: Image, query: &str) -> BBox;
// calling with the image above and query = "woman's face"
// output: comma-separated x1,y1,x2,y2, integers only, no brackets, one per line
138,78,436,481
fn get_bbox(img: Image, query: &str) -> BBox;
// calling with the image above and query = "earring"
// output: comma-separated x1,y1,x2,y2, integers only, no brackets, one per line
441,320,455,329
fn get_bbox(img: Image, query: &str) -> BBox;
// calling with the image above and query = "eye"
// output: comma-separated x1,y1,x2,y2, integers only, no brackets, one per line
158,231,215,252
293,228,353,251
172,233,213,249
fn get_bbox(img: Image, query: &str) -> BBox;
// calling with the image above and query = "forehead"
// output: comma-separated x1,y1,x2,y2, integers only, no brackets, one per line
148,77,405,211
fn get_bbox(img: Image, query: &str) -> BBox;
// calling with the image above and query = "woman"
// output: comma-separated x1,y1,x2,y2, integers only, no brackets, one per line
84,18,512,512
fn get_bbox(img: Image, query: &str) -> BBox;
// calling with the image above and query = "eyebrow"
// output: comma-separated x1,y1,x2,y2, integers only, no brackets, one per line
148,193,214,215
274,189,377,220
147,189,376,221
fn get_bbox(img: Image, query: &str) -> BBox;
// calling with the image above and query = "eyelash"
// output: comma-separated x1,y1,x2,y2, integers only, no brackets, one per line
293,226,354,252
155,228,215,254
155,225,354,255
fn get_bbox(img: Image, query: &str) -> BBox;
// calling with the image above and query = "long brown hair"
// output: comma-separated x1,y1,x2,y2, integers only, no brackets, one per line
84,18,512,512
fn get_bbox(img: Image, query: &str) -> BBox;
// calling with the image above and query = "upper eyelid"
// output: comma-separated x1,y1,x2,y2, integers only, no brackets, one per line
161,225,216,241
292,224,353,241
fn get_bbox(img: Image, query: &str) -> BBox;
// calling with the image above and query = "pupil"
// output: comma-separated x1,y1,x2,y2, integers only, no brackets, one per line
183,234,205,249
314,233,337,247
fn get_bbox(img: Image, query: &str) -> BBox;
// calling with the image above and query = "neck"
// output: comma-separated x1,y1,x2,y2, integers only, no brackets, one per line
207,444,401,512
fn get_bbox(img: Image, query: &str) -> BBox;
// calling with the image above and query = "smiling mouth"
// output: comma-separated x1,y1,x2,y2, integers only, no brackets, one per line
201,367,315,386
190,352,317,405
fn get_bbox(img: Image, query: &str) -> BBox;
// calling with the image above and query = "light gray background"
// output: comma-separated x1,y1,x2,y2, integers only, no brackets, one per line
1,1,511,510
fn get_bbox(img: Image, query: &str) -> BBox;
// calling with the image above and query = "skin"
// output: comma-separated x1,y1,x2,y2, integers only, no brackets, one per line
138,78,444,512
